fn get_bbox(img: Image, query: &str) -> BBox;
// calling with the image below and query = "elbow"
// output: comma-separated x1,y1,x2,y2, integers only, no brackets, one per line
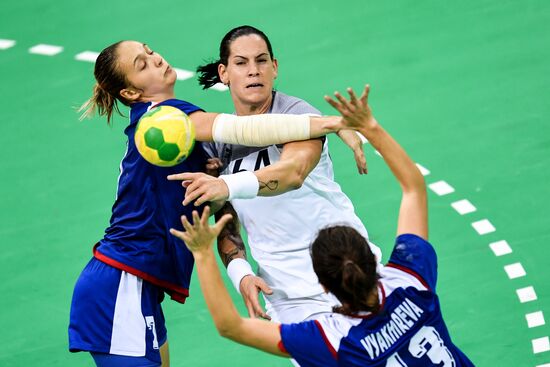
287,172,305,190
287,162,309,190
216,321,241,340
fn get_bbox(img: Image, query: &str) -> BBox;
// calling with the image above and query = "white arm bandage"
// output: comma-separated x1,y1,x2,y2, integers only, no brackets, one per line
213,113,310,146
227,258,255,294
219,171,259,200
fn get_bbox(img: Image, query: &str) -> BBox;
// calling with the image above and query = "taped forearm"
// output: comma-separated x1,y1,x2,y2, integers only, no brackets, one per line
213,113,310,146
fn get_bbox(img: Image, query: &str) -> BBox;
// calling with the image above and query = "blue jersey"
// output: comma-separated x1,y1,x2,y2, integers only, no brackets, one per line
94,99,208,303
280,234,475,366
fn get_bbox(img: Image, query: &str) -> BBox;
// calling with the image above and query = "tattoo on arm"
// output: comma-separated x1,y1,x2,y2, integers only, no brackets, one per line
216,202,247,267
259,180,279,191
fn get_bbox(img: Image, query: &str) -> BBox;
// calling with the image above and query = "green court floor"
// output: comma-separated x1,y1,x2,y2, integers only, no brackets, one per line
0,1,549,366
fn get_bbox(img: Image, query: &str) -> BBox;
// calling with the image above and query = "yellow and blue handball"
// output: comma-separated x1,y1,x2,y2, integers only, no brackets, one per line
135,106,196,167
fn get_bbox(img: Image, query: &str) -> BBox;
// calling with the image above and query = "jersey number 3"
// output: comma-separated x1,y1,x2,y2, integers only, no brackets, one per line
386,326,456,367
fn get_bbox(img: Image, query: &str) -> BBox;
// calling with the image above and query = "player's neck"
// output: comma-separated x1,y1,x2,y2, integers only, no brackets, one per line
234,96,272,116
139,90,176,104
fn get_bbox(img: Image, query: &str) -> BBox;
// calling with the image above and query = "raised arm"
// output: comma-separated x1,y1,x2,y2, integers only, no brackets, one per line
170,207,288,357
325,85,428,239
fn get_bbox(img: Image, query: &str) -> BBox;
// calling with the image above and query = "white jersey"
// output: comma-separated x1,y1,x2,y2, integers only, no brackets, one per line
206,91,381,302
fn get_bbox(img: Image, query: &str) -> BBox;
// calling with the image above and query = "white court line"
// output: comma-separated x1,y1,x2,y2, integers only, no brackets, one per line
536,363,550,367
504,263,526,279
471,219,495,235
489,240,512,256
174,68,194,81
0,39,16,50
29,44,63,56
415,163,430,176
209,82,229,91
451,199,477,215
517,286,537,303
75,51,99,62
526,311,545,328
533,337,550,354
428,180,455,196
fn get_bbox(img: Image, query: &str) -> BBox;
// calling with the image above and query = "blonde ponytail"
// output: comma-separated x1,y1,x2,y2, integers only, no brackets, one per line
78,41,128,125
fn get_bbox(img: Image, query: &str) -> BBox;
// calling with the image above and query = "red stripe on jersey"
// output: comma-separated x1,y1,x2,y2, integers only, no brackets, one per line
314,320,338,359
93,244,189,303
277,325,289,354
386,262,431,290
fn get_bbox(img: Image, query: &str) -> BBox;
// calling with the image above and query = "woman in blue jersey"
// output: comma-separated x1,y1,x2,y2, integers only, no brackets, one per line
68,40,362,367
171,85,475,366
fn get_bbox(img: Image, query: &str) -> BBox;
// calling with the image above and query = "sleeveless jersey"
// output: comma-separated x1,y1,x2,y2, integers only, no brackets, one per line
205,91,381,301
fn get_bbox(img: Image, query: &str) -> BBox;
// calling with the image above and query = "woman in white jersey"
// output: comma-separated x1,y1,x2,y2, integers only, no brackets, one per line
168,26,381,325
170,85,475,367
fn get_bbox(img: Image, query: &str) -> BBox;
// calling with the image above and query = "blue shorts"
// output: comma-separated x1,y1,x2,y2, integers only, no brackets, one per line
69,258,167,365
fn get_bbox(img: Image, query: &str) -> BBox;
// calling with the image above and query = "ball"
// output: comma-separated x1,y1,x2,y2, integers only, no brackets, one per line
134,106,196,167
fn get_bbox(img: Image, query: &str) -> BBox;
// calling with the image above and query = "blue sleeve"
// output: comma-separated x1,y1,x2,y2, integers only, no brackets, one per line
160,99,203,115
388,234,438,291
280,321,338,367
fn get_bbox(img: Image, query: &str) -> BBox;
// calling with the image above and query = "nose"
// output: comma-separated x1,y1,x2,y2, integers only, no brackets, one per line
154,53,163,67
248,62,260,76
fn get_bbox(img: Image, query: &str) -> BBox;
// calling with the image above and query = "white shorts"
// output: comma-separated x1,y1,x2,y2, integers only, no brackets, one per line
264,292,340,324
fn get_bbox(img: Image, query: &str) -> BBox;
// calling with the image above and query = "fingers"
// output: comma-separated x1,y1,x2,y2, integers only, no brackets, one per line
213,213,233,235
324,95,342,113
191,210,201,228
256,278,273,295
167,172,198,181
180,214,194,233
354,148,368,175
347,87,359,106
245,299,257,319
182,186,205,206
243,286,271,320
359,84,370,106
201,206,211,226
169,227,188,242
334,91,354,112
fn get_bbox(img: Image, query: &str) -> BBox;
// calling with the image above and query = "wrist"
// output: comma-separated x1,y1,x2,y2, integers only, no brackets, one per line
192,247,215,262
219,171,259,200
227,258,254,294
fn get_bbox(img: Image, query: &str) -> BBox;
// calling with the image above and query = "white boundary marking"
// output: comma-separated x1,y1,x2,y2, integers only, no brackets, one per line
75,51,99,62
489,240,512,256
532,337,550,354
451,199,477,215
428,180,455,196
29,44,63,56
0,39,16,49
504,263,526,279
517,286,537,303
471,219,496,235
526,311,545,328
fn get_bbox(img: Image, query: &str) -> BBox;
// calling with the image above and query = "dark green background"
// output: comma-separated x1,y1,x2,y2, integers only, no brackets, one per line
1,1,549,366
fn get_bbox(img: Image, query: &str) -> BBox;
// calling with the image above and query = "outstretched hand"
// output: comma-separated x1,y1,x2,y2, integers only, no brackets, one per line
325,84,377,133
170,206,232,254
